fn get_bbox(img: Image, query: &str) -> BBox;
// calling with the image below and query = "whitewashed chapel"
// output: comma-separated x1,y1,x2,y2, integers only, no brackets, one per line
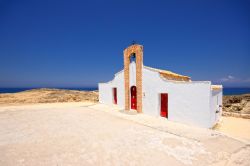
98,44,223,128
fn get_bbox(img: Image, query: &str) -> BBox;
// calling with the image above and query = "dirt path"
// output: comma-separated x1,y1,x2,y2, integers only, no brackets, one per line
214,117,250,142
0,103,249,166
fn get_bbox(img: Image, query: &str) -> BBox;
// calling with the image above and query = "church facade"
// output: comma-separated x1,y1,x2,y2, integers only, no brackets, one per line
98,44,223,128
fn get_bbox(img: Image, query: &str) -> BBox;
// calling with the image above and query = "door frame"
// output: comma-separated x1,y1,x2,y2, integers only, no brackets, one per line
130,85,137,110
160,93,168,118
113,87,117,104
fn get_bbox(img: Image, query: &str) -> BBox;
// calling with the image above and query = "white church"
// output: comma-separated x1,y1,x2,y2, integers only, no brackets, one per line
98,44,223,128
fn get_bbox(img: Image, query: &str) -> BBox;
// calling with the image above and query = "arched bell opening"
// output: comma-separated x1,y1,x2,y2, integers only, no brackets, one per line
130,53,136,63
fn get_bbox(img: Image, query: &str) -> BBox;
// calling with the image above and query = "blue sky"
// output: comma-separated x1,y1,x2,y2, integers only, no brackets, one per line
0,0,249,88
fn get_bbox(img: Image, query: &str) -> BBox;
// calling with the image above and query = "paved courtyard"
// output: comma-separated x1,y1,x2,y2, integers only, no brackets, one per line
0,102,249,166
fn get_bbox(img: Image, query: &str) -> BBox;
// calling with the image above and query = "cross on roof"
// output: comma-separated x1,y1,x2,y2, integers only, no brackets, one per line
131,40,136,45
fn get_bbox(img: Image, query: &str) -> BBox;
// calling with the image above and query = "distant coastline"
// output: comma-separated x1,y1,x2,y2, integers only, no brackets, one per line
0,87,250,95
0,87,98,94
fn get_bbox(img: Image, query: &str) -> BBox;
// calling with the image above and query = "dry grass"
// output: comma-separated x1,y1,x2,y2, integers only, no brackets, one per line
0,88,98,105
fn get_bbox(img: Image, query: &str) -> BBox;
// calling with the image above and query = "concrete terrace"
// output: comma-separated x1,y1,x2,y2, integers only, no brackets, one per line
0,102,249,166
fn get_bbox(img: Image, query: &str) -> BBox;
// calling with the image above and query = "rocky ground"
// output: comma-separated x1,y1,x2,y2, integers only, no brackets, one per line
223,94,250,118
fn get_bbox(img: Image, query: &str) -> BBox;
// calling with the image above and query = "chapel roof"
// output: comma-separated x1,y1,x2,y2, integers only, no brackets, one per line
144,66,191,82
211,85,223,90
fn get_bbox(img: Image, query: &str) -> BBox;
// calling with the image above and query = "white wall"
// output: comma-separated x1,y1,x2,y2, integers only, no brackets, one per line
129,62,136,87
209,89,223,127
98,62,136,108
98,69,124,107
98,82,113,105
142,67,213,128
99,63,221,128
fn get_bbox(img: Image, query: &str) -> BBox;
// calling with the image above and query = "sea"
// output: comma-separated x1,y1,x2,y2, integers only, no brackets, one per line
0,87,98,93
0,87,250,95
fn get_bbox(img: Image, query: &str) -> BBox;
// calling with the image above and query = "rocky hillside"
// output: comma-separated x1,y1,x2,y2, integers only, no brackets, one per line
0,88,98,105
223,94,250,118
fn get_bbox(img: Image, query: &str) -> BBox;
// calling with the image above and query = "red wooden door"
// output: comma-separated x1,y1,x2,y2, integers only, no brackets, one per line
113,88,117,104
130,86,137,110
160,93,168,118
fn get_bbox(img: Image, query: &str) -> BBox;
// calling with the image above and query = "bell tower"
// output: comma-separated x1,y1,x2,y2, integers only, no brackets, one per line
123,44,143,113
